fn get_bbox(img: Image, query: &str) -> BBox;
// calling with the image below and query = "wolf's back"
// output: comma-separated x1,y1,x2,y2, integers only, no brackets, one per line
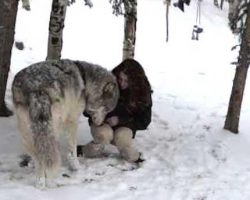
12,59,84,104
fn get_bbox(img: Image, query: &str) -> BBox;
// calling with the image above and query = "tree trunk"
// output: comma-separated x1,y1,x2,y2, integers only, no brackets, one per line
122,0,137,60
228,0,240,23
0,0,18,117
224,4,250,133
165,0,171,42
46,0,67,60
220,0,224,10
214,0,219,7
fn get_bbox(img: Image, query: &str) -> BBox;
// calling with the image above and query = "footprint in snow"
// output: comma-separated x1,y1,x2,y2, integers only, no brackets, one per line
210,143,227,163
152,112,169,130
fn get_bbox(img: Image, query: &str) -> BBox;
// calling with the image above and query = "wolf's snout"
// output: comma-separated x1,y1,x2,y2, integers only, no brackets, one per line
92,115,105,126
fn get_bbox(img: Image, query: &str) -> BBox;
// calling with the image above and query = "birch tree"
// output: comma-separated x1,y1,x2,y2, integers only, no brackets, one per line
46,0,93,60
220,0,225,9
46,0,68,60
109,0,137,60
214,0,219,7
224,1,250,133
123,0,137,60
165,0,171,42
0,0,19,117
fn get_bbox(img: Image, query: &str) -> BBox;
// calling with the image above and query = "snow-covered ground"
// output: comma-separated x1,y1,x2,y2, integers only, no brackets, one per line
1,0,250,199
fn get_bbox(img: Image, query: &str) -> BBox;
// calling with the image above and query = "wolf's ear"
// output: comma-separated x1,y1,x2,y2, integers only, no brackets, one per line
103,82,116,99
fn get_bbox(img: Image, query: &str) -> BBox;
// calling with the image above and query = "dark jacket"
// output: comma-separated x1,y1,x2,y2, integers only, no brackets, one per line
106,89,152,138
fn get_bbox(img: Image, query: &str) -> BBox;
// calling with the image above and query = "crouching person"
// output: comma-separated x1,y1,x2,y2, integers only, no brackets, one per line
77,58,152,163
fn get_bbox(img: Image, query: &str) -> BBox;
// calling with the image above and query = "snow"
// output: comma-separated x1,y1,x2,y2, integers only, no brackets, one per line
1,0,250,199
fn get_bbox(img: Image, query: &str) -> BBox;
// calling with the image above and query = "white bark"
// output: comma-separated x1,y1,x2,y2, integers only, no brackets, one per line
165,0,171,42
122,0,137,60
47,0,68,60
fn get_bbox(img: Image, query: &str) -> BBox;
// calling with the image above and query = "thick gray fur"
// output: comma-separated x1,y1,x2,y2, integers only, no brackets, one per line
12,59,119,188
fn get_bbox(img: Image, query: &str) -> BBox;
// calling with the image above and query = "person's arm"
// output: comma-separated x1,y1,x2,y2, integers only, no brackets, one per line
106,103,133,127
106,100,152,131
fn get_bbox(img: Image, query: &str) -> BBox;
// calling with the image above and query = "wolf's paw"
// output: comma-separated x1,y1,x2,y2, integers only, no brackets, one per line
35,176,46,189
67,153,80,171
46,179,57,188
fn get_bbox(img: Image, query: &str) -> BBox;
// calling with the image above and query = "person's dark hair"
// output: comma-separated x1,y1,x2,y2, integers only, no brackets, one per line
112,59,152,111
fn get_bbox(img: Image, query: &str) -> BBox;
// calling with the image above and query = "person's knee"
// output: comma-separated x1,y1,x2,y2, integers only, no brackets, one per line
113,127,133,148
91,123,113,144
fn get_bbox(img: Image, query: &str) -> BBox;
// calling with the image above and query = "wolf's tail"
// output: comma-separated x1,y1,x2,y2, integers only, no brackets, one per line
28,91,60,177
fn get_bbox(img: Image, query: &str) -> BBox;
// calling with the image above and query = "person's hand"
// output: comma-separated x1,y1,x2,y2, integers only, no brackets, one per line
106,116,119,127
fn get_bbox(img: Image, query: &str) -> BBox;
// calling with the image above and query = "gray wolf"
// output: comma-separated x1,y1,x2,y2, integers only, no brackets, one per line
12,59,119,188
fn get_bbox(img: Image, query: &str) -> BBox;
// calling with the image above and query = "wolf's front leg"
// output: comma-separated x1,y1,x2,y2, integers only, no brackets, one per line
65,120,80,171
34,161,46,189
35,172,57,189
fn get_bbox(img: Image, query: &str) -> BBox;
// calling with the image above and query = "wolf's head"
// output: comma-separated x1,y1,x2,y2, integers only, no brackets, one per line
75,61,119,126
85,81,119,126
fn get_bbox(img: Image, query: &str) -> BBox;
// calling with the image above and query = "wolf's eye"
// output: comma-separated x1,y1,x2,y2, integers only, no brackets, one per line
86,110,94,115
